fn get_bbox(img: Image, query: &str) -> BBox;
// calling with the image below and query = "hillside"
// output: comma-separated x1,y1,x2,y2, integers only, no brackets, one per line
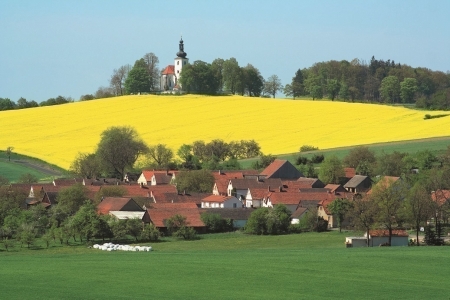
1,95,450,170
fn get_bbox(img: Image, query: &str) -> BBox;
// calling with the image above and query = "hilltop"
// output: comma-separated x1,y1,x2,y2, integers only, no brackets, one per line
1,95,450,169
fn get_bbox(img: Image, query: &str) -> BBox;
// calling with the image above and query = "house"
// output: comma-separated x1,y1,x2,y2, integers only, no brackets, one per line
345,229,409,247
365,230,409,247
200,208,254,229
324,184,347,193
201,195,242,208
367,176,401,195
245,188,268,208
227,178,283,200
97,197,144,215
262,188,302,212
212,170,258,195
344,175,371,193
259,159,303,180
109,211,145,220
290,207,309,224
142,206,205,233
137,170,176,186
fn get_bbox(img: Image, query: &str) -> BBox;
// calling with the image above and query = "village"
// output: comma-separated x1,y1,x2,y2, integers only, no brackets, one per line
8,158,447,248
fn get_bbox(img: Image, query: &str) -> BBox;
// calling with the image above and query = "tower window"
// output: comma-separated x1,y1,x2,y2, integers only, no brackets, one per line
177,61,179,65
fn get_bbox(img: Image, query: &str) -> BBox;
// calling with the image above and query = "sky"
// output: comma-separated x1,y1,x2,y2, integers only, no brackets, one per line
1,0,450,102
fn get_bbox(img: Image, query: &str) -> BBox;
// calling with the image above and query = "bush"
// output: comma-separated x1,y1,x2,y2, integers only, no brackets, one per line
201,213,233,233
295,155,309,165
311,154,325,164
246,205,291,235
299,145,319,152
140,223,160,242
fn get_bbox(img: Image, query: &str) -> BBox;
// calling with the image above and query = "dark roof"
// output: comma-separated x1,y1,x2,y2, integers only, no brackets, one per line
230,178,283,190
260,159,303,179
291,207,308,218
344,175,369,188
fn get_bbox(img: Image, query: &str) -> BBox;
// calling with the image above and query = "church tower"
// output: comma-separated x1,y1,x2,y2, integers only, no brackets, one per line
174,37,188,86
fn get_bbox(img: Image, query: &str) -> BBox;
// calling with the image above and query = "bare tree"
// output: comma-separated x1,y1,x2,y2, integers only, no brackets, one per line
142,53,160,91
6,146,14,161
110,65,131,96
263,74,283,98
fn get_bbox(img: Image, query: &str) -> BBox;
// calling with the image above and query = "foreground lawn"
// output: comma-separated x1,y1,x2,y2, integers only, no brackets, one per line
1,232,449,299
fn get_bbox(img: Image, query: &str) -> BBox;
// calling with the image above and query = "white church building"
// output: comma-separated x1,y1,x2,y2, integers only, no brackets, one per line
160,38,189,91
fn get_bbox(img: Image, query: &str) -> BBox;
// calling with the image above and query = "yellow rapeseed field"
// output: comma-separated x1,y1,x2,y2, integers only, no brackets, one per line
1,94,450,169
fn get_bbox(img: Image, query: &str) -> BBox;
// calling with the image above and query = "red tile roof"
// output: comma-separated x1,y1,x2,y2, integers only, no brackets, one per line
202,195,235,203
344,168,356,178
431,190,450,206
266,191,301,205
161,65,175,75
97,197,141,215
260,159,287,177
369,229,408,237
149,202,198,209
146,208,205,228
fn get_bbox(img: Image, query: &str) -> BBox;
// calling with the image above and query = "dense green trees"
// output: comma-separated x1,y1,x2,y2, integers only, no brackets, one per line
295,56,450,109
245,205,291,235
180,60,220,94
175,170,215,193
124,59,151,94
318,156,345,184
95,126,148,179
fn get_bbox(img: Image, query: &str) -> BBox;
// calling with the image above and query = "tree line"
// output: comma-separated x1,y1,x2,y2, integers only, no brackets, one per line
284,56,450,109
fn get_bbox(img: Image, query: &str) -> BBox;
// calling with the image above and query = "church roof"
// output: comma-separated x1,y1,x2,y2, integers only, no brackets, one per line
162,65,175,75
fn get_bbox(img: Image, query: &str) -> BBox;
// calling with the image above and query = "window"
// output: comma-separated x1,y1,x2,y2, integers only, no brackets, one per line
177,61,179,65
233,203,237,208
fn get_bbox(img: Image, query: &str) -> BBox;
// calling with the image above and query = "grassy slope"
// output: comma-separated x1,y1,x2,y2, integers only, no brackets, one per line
240,136,450,168
0,151,65,182
1,232,449,299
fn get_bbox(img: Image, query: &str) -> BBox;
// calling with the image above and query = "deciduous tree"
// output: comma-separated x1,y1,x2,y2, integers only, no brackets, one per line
263,74,283,98
318,155,345,184
327,198,351,232
95,126,148,179
124,59,151,94
175,170,215,193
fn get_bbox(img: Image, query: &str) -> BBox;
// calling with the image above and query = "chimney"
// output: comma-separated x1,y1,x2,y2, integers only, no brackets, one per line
183,190,186,195
219,170,222,175
279,186,282,192
166,170,169,175
268,185,271,192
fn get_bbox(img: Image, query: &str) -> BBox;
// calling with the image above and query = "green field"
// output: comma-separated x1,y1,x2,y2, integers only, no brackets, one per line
240,136,450,168
2,232,449,299
0,151,64,182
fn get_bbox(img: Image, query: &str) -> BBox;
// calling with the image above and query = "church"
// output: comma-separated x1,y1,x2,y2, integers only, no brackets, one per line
160,38,189,92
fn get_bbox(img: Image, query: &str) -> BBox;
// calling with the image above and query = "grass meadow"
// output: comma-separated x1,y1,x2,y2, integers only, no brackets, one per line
1,95,450,169
2,231,450,299
240,136,450,168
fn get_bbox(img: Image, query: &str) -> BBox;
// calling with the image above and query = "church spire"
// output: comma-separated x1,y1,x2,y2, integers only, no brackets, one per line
176,37,187,58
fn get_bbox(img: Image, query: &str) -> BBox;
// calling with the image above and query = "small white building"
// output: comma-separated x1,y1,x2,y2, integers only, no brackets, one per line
346,230,409,247
201,195,241,208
